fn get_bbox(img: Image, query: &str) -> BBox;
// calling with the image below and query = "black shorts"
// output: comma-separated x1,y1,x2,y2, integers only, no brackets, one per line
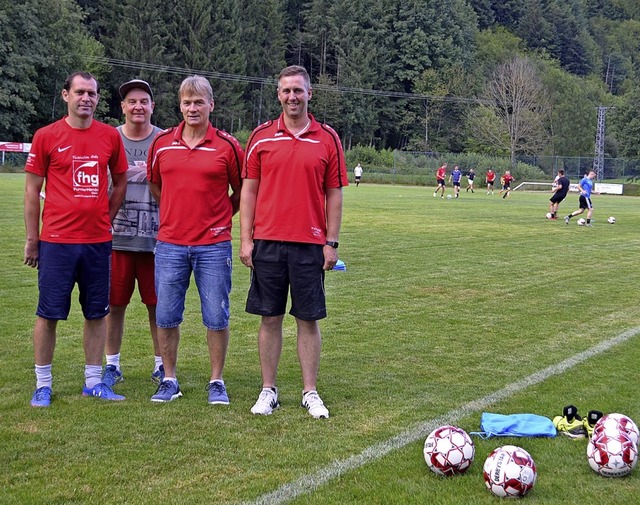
550,193,567,204
453,181,461,187
437,178,445,186
579,195,593,210
246,240,326,321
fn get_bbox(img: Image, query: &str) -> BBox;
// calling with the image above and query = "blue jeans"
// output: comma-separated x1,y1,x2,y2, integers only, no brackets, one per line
155,241,232,330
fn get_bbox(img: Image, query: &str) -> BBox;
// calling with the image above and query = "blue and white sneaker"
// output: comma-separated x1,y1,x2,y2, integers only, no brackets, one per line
151,380,182,402
82,382,126,401
151,365,165,385
31,386,52,407
101,364,123,387
251,387,279,415
206,381,229,405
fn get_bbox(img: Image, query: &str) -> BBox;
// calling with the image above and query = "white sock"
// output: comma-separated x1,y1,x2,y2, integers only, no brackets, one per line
210,379,224,385
85,365,102,389
154,355,163,371
163,377,178,385
35,364,53,389
106,353,121,370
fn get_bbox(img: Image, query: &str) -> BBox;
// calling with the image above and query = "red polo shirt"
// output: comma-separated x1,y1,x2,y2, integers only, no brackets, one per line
243,113,348,244
147,122,243,246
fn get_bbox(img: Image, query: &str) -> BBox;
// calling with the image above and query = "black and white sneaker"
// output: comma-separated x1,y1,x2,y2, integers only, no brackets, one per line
251,387,279,415
301,390,329,419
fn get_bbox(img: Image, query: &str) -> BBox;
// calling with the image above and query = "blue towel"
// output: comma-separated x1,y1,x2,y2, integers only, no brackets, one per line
472,412,557,438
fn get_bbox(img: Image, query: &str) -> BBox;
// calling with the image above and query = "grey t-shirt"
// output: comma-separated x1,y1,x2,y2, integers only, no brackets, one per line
112,125,163,252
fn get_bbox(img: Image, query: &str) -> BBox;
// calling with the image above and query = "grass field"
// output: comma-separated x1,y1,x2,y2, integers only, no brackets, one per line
1,173,639,504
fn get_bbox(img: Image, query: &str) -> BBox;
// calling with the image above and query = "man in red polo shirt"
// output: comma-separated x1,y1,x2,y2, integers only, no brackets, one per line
240,65,348,419
24,71,128,407
147,75,243,404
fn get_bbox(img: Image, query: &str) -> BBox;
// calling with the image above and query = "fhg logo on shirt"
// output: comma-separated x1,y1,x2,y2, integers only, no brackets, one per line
73,160,99,188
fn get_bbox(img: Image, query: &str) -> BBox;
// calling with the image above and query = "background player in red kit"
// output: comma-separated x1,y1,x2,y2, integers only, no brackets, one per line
434,163,447,198
486,168,496,194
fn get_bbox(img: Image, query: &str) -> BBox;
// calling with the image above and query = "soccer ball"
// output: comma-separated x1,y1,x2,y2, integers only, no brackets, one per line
483,445,537,497
592,413,639,447
577,218,586,226
446,194,453,200
423,425,475,476
545,212,553,220
587,430,638,477
607,216,616,224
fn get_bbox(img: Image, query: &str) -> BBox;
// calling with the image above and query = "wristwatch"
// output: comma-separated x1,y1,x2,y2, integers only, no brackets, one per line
325,241,339,249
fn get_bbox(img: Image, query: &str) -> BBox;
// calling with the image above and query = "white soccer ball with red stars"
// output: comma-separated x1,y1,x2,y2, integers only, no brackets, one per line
587,430,638,477
423,425,475,476
483,445,537,497
592,413,639,447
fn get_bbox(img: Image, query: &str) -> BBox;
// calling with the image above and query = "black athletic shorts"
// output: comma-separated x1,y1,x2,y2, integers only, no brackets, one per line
246,240,326,321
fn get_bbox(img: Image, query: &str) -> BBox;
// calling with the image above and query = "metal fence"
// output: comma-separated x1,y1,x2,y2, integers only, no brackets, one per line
515,155,640,180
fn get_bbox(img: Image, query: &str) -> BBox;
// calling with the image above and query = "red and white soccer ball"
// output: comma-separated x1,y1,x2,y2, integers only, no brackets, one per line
423,425,475,476
592,413,639,447
587,430,638,477
545,212,553,220
483,445,537,498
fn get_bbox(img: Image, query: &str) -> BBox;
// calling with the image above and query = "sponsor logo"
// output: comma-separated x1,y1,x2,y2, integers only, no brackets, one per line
73,160,100,188
58,145,72,152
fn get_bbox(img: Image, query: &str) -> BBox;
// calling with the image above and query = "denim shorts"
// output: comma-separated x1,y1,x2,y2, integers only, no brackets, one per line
154,240,232,330
37,241,111,320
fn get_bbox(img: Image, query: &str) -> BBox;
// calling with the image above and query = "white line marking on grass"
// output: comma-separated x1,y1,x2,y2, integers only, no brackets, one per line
245,326,640,505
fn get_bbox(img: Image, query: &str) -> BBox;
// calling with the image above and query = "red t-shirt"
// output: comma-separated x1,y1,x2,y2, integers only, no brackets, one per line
243,113,348,244
25,118,128,243
503,174,514,185
147,122,243,246
486,170,496,182
436,167,446,180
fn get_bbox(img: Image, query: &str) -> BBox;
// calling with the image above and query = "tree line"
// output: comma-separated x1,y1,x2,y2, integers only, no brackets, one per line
1,0,639,159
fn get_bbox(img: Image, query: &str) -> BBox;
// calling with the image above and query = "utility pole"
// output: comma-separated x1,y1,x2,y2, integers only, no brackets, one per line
593,106,611,181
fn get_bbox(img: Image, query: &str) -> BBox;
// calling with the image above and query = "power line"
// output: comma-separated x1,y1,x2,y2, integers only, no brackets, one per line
89,56,486,105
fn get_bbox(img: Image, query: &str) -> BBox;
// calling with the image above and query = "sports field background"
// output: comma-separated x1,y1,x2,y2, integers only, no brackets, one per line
1,173,639,504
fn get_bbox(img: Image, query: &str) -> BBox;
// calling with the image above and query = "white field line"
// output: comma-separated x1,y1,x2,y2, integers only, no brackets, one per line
244,326,640,505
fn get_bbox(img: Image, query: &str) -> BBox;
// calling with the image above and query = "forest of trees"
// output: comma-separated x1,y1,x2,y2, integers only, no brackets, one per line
2,0,640,161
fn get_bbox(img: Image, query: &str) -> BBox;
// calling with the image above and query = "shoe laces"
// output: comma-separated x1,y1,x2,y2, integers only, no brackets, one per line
303,391,324,408
206,382,225,394
257,388,277,405
34,387,51,400
156,380,175,394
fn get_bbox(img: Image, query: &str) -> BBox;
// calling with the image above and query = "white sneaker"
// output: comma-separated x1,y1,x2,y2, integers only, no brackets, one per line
301,390,329,419
251,387,279,415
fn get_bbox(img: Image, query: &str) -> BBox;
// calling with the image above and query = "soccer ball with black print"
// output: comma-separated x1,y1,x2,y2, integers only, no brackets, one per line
607,216,616,224
592,413,639,447
483,445,537,497
587,429,638,477
423,425,475,476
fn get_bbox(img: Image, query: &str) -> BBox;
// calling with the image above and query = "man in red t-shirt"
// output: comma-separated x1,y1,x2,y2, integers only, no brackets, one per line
434,163,447,198
147,75,243,404
24,72,128,407
499,170,515,199
240,65,348,419
486,169,496,195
